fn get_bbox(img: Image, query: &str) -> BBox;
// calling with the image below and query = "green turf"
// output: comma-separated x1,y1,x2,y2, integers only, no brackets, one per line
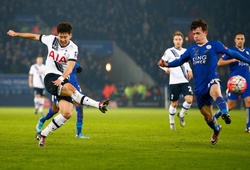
0,107,249,170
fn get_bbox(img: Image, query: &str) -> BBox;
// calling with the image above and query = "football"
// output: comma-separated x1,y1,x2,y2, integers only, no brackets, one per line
227,75,247,94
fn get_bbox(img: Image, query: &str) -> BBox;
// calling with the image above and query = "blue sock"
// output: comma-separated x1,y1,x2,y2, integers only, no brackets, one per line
40,108,55,123
215,97,228,115
76,106,83,135
214,111,222,119
246,107,250,129
207,117,220,134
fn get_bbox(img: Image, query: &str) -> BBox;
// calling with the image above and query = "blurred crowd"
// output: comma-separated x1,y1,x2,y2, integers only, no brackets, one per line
1,0,249,102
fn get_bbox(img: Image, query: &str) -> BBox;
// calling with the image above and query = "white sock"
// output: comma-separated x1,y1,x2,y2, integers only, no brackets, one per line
71,90,99,108
179,101,192,117
169,105,176,124
41,114,67,137
39,98,44,113
34,97,39,109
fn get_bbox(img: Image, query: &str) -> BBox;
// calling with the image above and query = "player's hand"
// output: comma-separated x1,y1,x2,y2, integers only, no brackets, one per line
165,68,170,74
7,30,17,37
232,58,240,63
157,59,168,67
187,70,193,80
52,79,62,86
76,66,83,73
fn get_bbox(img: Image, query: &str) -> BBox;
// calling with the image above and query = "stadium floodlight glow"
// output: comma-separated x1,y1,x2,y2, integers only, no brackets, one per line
106,63,111,72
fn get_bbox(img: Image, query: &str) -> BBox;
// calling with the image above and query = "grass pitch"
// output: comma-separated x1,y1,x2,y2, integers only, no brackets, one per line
0,107,249,170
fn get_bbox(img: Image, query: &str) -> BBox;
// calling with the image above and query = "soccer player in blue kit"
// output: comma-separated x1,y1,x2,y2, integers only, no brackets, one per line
214,32,250,133
36,62,89,138
158,19,250,144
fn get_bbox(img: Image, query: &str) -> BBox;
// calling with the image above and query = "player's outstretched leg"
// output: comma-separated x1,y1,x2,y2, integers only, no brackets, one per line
211,125,222,145
70,90,110,113
215,97,231,124
99,99,110,113
221,114,231,124
36,132,46,147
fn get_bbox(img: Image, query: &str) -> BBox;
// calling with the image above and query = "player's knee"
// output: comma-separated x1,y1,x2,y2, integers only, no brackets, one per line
185,96,193,104
171,101,178,108
61,110,72,119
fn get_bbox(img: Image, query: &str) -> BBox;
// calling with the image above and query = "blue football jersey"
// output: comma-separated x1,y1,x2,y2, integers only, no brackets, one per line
168,41,229,94
222,46,250,83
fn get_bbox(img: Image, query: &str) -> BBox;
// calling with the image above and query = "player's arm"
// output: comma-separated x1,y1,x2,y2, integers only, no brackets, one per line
7,30,40,40
217,42,250,65
158,57,188,68
217,57,239,66
53,60,76,86
74,62,83,73
28,74,33,88
224,49,250,64
184,62,193,80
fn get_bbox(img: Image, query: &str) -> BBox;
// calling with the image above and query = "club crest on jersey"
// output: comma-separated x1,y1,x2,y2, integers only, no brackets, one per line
206,45,212,49
49,51,67,63
74,51,78,59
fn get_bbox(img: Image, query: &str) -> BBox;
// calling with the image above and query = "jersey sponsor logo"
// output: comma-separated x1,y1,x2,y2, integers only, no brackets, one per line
192,55,207,65
238,61,249,66
49,51,67,63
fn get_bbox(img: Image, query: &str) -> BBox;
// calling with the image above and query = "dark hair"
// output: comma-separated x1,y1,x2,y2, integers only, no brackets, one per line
173,31,184,39
57,22,73,34
190,19,208,32
235,32,244,37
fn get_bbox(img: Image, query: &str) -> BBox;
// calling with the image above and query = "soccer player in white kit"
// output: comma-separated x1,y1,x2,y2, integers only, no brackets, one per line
159,31,193,130
7,22,109,147
29,56,46,115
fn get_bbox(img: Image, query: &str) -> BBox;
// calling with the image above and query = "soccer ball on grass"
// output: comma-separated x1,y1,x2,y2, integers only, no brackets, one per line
227,75,247,94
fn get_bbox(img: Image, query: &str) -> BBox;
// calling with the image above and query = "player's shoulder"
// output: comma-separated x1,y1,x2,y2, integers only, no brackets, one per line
30,63,36,68
68,40,78,49
41,34,56,40
245,47,250,52
209,40,224,47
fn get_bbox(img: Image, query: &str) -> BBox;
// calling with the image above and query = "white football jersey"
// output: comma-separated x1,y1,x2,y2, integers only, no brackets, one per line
40,35,78,76
29,64,46,88
160,47,192,84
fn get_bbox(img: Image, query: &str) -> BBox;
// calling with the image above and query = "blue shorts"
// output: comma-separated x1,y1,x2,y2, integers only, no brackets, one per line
227,86,250,100
195,78,221,109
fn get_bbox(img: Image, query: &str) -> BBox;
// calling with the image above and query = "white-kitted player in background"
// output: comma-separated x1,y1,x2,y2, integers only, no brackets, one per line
159,31,193,130
29,56,46,115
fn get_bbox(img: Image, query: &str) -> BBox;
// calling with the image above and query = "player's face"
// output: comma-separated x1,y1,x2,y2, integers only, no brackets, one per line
58,32,72,47
173,35,183,49
234,34,245,49
192,27,208,45
36,57,43,65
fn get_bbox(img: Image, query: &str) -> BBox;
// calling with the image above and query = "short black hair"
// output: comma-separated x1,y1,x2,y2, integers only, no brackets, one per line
190,19,208,32
57,22,73,34
235,32,244,37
